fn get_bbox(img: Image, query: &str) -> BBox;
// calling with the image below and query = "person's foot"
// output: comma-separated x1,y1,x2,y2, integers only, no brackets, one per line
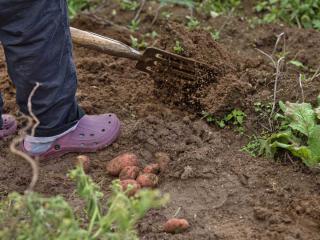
0,114,17,139
21,114,121,159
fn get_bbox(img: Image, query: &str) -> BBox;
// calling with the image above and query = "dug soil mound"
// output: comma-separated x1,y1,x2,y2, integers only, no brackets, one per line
152,21,253,115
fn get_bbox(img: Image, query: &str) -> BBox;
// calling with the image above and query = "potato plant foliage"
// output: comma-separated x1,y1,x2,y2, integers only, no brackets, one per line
0,167,168,240
260,96,320,167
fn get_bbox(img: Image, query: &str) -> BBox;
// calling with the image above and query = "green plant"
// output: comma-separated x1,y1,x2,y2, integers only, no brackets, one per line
159,0,194,9
202,109,246,132
241,136,262,157
119,0,139,11
67,0,90,19
129,19,140,32
289,60,307,69
130,35,147,50
173,40,184,54
186,16,201,30
210,30,220,41
255,0,320,30
198,0,240,16
260,97,320,167
161,11,173,20
0,166,168,239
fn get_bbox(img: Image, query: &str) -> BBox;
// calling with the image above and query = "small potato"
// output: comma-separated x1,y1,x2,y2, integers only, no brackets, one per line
155,152,170,172
75,155,91,173
119,166,140,180
106,153,139,176
136,173,159,188
120,180,141,196
143,163,160,174
164,218,189,234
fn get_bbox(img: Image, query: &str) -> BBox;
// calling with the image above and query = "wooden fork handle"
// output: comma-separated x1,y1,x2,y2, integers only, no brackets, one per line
70,27,141,61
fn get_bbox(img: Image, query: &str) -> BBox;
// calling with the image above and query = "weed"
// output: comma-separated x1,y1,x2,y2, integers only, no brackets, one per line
288,60,307,69
173,41,184,54
186,16,201,30
202,109,246,133
67,0,90,19
210,30,220,41
255,0,320,30
198,0,240,16
0,166,168,239
129,19,140,32
241,136,262,157
159,0,194,9
161,11,173,20
260,97,320,167
119,0,139,11
130,35,147,50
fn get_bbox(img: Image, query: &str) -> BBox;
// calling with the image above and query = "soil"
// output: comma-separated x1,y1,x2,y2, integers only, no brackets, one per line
1,1,320,239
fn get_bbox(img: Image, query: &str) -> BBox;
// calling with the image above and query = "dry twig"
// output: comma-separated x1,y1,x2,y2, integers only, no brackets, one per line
10,82,41,193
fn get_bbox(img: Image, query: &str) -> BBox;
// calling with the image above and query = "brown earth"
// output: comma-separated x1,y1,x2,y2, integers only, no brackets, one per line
1,1,320,239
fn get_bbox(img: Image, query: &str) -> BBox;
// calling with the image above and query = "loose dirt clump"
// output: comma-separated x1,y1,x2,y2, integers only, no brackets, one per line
152,22,252,115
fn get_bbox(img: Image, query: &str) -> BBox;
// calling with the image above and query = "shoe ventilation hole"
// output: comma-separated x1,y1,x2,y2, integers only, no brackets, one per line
102,129,105,132
90,133,95,136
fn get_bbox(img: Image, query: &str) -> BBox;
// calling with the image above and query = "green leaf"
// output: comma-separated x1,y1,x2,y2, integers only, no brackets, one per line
285,102,316,136
289,60,305,68
315,107,320,120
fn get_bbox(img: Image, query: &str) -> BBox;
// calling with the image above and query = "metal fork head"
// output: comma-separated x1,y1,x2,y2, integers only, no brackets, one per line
136,47,217,83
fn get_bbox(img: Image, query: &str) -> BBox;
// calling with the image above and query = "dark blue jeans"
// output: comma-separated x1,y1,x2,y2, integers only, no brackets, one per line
0,0,84,137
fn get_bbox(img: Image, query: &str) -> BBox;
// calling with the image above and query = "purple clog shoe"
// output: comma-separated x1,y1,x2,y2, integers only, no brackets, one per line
21,114,121,159
0,114,17,139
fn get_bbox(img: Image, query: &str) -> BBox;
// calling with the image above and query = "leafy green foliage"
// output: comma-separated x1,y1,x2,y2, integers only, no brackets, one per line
241,136,262,157
186,16,201,30
260,98,320,167
129,19,140,32
173,41,184,54
67,0,91,19
255,0,320,30
0,167,168,240
130,35,147,50
198,0,240,15
202,109,246,132
159,0,194,8
119,0,140,11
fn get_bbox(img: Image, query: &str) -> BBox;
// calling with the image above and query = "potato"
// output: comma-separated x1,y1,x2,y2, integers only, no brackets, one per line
164,218,189,234
136,173,159,188
106,153,139,176
143,163,160,174
75,155,91,173
155,152,170,172
120,180,141,196
119,166,140,180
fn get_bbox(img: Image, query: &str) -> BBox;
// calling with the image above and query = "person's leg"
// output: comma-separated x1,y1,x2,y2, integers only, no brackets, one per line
0,0,84,137
0,0,121,156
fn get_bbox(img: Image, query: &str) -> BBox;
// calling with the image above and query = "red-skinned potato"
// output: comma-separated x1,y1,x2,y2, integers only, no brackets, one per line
75,155,91,173
106,153,139,176
119,166,140,180
164,218,189,233
120,179,141,196
143,163,160,174
136,173,159,188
